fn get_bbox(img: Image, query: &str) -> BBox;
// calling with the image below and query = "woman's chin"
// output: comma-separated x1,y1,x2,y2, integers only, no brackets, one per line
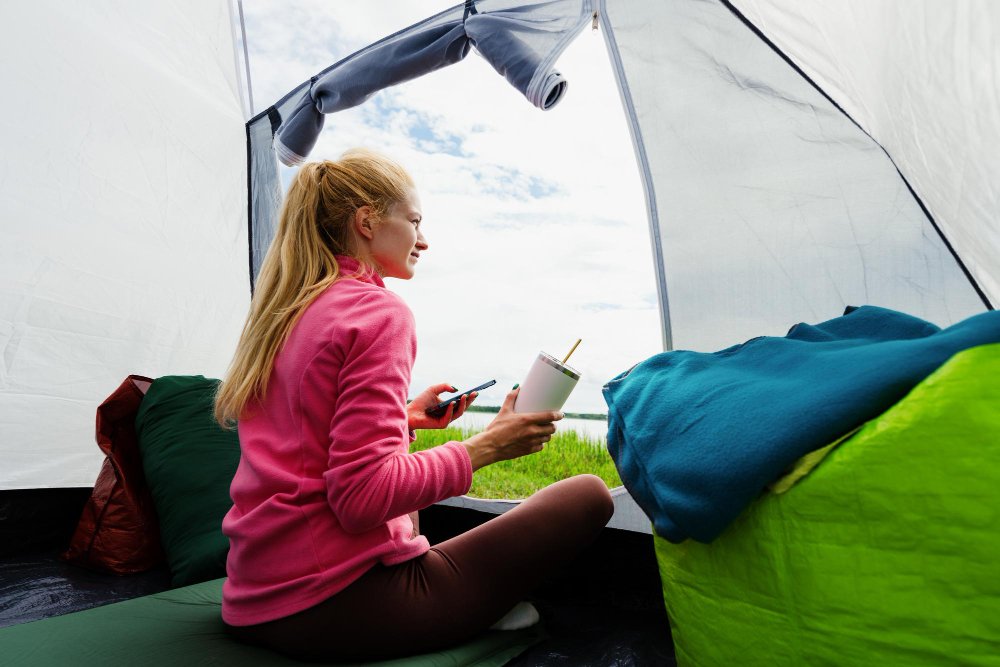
389,267,416,280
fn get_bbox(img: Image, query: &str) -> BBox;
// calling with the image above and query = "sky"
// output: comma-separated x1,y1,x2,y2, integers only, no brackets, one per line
241,1,663,414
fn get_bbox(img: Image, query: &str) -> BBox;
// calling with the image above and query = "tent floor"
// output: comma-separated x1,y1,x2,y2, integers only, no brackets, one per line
0,548,172,629
0,503,675,665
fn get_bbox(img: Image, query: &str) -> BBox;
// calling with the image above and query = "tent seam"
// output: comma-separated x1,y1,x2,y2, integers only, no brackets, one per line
718,0,993,311
597,0,673,351
245,120,254,295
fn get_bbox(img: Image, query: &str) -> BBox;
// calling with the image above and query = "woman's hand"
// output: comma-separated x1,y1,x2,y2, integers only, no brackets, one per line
462,387,563,471
406,382,477,431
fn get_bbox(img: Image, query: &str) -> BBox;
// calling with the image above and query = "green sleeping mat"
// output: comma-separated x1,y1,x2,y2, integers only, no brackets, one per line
655,343,1000,666
0,577,542,666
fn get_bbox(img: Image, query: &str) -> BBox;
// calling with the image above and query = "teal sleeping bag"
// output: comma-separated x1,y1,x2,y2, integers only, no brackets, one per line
655,343,1000,666
604,306,1000,543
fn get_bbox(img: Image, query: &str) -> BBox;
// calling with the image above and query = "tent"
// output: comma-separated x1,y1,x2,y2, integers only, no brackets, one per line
1,0,997,662
6,0,995,529
1,1,251,491
3,0,995,492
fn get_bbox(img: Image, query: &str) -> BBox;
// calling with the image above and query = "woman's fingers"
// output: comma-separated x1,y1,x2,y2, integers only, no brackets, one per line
425,383,454,400
452,393,469,419
521,410,563,425
478,391,566,462
499,387,519,413
524,431,552,451
525,423,555,438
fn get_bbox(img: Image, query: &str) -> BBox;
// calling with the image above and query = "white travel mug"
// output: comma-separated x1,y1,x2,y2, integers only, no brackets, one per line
513,351,581,413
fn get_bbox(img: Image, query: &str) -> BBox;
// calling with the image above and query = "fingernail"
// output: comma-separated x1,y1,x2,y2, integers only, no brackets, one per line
512,383,519,390
450,385,457,392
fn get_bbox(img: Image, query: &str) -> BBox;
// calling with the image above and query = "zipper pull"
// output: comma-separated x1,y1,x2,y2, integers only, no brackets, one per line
592,9,599,31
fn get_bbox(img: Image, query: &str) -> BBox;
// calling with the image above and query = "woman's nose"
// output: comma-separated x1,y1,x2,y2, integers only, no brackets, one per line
416,231,428,250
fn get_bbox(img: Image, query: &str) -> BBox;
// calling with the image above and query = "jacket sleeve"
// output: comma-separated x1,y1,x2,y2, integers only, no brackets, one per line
323,290,472,534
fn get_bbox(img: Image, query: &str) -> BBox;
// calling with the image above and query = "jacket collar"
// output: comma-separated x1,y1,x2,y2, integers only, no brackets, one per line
335,255,384,288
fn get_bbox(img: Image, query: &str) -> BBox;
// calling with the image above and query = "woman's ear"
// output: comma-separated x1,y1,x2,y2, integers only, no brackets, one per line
353,206,375,240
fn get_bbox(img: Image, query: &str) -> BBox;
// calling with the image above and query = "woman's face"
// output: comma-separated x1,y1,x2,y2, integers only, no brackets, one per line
367,190,427,280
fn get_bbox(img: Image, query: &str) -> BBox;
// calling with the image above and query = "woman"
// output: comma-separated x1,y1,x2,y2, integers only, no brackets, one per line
214,149,614,662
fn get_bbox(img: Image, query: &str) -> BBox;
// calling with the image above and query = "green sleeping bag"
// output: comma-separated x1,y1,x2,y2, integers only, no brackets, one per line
656,343,1000,666
0,577,542,666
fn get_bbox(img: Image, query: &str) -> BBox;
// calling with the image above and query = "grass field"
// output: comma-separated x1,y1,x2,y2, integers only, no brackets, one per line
411,425,622,499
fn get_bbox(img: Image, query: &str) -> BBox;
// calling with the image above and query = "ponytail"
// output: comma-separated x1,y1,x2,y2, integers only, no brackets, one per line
214,149,414,427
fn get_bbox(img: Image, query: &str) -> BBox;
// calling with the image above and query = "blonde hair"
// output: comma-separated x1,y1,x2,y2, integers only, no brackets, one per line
214,149,415,427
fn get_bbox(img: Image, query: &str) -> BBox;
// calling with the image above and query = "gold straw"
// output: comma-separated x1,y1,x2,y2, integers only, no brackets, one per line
562,338,582,364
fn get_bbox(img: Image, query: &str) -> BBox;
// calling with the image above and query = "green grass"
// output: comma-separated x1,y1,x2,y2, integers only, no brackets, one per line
411,425,622,499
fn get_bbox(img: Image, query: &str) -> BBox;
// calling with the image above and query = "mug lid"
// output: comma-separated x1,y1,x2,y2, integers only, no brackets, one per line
538,351,581,380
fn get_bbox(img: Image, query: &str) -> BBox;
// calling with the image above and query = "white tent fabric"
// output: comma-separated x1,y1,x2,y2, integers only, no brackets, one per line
730,0,1000,307
2,0,996,491
0,1,249,489
599,0,989,352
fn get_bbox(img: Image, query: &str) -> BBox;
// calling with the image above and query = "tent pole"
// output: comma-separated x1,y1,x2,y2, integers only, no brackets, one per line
596,0,674,351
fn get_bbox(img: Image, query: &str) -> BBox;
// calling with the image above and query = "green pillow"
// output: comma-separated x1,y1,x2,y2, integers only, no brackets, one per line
134,376,239,588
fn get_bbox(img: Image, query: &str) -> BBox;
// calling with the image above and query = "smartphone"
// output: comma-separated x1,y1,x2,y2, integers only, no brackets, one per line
425,379,496,418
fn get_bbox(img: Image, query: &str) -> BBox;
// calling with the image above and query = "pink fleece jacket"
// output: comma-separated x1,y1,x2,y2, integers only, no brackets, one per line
221,257,473,626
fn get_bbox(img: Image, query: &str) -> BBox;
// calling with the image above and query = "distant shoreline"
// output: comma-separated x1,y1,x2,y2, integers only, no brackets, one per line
465,405,607,421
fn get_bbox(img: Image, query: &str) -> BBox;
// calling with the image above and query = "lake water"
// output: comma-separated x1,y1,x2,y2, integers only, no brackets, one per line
453,411,609,442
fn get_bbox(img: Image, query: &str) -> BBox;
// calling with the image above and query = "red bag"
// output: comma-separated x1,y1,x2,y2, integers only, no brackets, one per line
62,375,165,573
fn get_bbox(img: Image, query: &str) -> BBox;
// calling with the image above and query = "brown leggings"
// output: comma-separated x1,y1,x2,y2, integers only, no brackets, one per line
225,474,615,662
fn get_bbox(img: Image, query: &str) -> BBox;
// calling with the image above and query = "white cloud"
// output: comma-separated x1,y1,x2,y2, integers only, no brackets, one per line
243,1,663,412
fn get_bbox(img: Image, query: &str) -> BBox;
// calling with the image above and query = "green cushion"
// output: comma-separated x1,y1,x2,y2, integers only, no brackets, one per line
655,343,1000,665
134,375,239,587
0,578,542,666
